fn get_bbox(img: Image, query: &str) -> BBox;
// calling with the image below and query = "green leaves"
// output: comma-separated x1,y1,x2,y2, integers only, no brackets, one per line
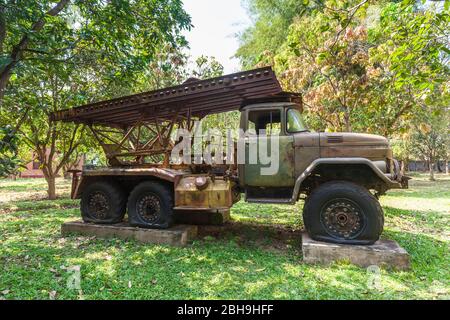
250,0,449,138
0,56,13,70
236,0,312,68
1,0,192,97
315,51,330,64
320,23,330,32
0,125,20,177
375,2,449,97
192,56,224,79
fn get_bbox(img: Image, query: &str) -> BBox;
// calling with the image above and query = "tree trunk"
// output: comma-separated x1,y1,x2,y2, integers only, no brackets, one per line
400,160,405,175
344,108,351,132
429,160,435,181
45,175,57,200
437,161,443,173
445,157,449,175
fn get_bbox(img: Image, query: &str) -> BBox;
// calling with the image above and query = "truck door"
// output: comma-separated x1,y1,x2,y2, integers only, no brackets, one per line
242,108,295,187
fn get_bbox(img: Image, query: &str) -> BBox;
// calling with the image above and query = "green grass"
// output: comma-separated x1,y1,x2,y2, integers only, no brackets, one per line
0,174,449,300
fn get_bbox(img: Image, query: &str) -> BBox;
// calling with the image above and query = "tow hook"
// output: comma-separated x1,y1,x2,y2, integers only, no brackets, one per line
400,175,411,189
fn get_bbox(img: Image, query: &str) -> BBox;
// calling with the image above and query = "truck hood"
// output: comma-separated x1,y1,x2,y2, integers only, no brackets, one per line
319,132,389,147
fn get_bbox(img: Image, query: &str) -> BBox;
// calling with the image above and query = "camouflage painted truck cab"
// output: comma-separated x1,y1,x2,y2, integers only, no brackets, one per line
51,67,408,245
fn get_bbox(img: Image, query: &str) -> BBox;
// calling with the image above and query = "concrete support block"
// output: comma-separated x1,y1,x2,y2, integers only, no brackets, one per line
302,232,410,270
61,220,198,247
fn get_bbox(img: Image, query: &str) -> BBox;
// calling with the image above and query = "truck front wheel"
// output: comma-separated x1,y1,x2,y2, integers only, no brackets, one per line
80,181,126,224
127,181,174,229
303,181,384,245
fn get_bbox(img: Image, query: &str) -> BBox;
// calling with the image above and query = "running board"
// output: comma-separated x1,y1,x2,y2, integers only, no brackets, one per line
246,198,293,204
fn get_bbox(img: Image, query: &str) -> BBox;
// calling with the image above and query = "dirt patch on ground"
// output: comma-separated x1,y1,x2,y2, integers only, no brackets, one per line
0,178,71,204
0,191,49,204
0,203,78,215
197,221,303,253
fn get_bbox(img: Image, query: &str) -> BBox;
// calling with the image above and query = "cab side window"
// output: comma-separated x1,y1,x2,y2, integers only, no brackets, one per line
248,110,281,135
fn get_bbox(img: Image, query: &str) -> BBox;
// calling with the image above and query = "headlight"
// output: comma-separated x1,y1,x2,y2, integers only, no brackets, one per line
194,176,209,190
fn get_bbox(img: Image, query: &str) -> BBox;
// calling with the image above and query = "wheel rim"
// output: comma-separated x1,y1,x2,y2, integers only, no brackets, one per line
88,192,110,219
320,198,366,240
136,193,161,223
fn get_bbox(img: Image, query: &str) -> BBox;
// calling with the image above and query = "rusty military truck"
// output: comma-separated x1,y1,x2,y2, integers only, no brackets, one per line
50,67,408,245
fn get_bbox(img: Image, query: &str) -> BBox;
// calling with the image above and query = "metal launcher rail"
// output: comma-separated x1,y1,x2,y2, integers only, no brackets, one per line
50,67,289,167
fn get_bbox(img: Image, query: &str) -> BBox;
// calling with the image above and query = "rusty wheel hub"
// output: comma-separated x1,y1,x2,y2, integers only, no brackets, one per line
137,193,161,223
320,199,365,239
88,192,110,219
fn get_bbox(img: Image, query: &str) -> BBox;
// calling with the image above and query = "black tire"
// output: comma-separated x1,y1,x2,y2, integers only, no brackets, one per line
127,181,174,229
80,181,126,224
303,181,384,245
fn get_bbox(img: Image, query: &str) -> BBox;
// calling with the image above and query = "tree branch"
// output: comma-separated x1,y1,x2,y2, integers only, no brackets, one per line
55,124,83,174
0,5,6,53
328,0,368,52
0,0,70,97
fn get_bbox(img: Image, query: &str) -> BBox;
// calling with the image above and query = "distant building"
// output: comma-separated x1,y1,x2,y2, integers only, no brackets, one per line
19,150,84,178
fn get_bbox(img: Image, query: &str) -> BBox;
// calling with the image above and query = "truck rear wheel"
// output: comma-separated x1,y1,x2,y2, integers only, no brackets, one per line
303,181,383,245
127,181,174,229
80,181,126,224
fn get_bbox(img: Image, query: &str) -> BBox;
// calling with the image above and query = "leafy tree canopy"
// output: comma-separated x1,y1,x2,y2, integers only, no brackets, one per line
237,0,449,138
0,124,19,176
0,0,192,98
236,0,313,68
236,0,449,177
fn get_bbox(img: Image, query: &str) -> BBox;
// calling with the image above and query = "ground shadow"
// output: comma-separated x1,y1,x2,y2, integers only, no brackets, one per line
197,221,303,254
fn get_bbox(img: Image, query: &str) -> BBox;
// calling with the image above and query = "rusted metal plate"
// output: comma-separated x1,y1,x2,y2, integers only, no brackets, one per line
50,67,283,126
174,176,235,210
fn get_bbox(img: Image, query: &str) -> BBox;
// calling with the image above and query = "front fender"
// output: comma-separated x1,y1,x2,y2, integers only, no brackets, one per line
290,157,402,203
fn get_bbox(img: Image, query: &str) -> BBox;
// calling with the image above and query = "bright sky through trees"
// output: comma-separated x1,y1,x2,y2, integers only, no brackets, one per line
182,0,251,73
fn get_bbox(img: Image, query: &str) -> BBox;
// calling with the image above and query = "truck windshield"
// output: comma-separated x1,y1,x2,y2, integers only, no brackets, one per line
286,108,308,132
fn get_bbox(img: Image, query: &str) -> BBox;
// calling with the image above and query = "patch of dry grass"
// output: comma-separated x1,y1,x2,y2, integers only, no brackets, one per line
0,178,71,204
